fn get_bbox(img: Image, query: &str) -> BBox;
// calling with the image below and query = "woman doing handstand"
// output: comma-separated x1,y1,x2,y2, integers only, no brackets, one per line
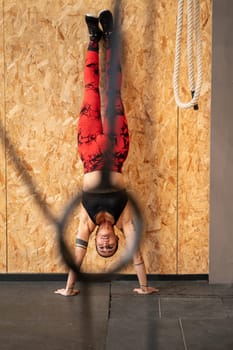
55,9,158,296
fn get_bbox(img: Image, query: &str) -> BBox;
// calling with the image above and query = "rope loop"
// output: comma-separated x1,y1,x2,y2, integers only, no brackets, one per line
173,0,202,109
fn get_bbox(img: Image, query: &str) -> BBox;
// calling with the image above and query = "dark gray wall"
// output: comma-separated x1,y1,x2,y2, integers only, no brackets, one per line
210,0,233,283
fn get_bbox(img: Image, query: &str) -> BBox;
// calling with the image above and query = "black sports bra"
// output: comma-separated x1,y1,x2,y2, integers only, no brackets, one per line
82,189,128,224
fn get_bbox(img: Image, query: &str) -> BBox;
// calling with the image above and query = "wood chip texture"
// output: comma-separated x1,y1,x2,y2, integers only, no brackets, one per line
0,0,211,274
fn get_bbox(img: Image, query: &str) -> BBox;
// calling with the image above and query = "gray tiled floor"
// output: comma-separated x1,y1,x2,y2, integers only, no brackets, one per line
0,280,233,349
182,319,233,350
160,297,227,319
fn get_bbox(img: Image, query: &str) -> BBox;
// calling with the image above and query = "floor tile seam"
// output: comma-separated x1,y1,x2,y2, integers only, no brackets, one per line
105,315,233,322
157,318,230,323
156,296,233,299
176,316,233,322
155,297,228,320
216,296,231,318
179,318,188,350
220,296,233,302
221,295,233,298
159,295,225,299
158,294,228,297
103,315,233,321
158,298,162,318
104,283,112,350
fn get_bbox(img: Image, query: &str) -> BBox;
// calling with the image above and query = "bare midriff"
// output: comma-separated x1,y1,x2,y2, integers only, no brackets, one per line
83,171,125,191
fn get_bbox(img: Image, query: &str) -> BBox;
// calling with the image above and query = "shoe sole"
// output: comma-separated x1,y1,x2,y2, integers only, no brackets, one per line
86,13,98,19
98,9,110,17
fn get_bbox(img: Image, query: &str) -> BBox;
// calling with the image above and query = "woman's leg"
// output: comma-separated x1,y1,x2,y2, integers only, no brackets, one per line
103,47,129,173
77,16,103,173
99,10,129,173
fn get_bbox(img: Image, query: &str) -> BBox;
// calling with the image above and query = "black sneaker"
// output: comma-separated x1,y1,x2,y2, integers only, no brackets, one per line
99,9,113,40
85,14,102,42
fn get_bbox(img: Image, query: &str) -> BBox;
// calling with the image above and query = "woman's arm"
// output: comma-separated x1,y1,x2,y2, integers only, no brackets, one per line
54,245,87,296
54,207,95,296
132,250,159,295
121,206,159,295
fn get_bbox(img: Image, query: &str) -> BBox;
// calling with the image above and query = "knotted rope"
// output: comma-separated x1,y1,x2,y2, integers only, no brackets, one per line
173,0,202,109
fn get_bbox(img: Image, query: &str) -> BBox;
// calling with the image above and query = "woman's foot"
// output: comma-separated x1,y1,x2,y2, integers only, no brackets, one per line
99,9,113,41
85,14,102,42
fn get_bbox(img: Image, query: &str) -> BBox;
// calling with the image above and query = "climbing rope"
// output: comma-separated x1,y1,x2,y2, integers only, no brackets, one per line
173,0,202,109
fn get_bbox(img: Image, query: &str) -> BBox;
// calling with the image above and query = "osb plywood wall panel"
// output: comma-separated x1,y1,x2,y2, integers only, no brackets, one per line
121,0,178,274
1,0,211,274
177,0,211,274
4,0,113,273
0,0,7,272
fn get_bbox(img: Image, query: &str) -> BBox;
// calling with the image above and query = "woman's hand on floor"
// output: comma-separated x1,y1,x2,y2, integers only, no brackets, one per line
133,286,159,295
54,288,80,296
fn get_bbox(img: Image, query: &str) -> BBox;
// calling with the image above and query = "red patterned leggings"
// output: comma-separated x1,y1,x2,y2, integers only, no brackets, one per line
77,44,129,174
